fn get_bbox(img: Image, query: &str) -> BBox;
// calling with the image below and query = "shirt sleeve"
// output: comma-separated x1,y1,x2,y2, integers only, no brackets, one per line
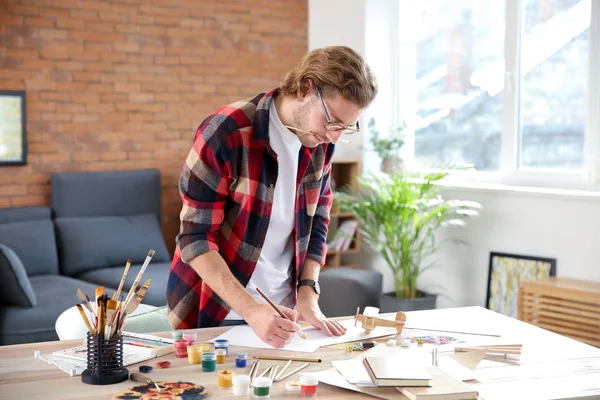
176,119,230,265
306,144,335,266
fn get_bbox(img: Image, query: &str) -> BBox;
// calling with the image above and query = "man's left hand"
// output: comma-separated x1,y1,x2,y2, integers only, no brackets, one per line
294,287,347,336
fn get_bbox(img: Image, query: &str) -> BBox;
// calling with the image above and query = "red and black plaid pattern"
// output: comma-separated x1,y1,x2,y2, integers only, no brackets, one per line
167,88,335,329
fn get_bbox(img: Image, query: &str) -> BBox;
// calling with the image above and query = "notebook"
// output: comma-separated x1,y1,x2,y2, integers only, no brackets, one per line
362,357,432,387
398,367,478,400
51,331,174,365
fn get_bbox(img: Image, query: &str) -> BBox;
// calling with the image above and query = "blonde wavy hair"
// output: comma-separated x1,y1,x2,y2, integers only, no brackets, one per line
280,46,377,108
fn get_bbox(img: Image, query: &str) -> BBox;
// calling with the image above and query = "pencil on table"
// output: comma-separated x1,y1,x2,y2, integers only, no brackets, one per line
255,355,322,363
255,288,306,340
257,365,272,379
275,363,310,382
275,360,292,381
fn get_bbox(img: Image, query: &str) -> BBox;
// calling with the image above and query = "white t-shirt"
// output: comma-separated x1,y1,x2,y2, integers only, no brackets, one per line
225,99,302,320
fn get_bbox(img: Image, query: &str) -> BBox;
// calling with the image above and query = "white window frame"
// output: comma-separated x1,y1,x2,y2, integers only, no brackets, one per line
394,0,600,191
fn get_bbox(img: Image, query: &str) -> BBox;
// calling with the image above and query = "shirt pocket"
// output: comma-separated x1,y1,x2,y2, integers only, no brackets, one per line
304,180,322,217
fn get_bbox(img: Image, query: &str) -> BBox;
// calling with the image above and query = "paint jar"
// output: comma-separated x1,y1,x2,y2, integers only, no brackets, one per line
216,348,227,364
300,375,318,396
182,331,197,345
252,377,272,398
171,330,183,340
214,339,229,356
232,374,251,396
187,344,203,364
218,369,234,388
201,352,216,372
198,343,210,354
235,352,247,368
174,339,188,358
285,381,301,393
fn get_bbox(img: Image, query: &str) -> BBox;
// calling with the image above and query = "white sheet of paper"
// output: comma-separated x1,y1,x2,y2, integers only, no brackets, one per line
331,359,376,387
210,318,398,352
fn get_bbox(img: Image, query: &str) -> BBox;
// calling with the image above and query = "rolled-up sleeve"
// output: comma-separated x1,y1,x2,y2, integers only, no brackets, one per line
176,122,230,264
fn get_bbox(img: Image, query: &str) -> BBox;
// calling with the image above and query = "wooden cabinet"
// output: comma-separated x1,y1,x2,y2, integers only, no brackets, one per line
324,160,361,270
518,277,600,347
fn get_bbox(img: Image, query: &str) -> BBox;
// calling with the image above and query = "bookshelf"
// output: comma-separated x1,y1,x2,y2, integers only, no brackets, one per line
324,160,361,270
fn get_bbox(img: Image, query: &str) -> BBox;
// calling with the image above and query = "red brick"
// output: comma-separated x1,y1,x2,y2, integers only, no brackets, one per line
2,0,306,256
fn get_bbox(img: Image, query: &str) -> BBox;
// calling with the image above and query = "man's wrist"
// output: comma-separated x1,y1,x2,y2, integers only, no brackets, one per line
298,285,319,299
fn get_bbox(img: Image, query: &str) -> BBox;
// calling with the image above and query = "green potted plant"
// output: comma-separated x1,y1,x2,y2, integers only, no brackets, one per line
368,118,407,174
335,170,481,311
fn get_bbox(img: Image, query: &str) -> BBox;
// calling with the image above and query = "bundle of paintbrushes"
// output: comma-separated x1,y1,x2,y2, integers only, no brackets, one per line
75,250,155,340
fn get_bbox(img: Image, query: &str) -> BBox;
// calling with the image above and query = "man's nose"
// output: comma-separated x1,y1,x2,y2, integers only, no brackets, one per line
326,130,344,144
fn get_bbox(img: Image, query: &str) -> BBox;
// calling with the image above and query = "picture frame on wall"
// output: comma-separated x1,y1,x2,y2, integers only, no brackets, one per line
486,252,556,319
0,90,27,165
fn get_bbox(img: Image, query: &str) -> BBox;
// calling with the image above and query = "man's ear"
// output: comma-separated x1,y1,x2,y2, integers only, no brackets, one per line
298,78,313,100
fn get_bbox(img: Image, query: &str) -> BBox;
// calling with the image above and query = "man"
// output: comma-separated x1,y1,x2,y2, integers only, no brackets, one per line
167,46,377,348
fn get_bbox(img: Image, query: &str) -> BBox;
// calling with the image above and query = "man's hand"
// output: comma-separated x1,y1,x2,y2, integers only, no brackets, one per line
244,303,301,348
295,287,347,336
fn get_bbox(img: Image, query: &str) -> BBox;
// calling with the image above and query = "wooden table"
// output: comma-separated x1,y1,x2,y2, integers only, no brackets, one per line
1,306,600,399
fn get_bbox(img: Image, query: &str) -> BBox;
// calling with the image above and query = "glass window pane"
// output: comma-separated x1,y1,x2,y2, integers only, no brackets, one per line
519,0,590,169
411,1,506,171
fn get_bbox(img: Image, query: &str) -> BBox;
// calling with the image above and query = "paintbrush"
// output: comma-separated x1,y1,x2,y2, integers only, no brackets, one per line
130,373,161,392
97,296,106,337
105,299,117,337
76,289,95,315
112,258,131,301
124,280,151,314
124,279,151,311
123,250,155,306
76,304,95,334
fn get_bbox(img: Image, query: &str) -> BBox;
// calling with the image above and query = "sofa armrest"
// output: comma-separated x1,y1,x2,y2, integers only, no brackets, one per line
318,268,383,318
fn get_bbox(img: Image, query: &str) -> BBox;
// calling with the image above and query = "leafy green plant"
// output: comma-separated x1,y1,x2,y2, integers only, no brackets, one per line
335,170,481,299
368,118,406,161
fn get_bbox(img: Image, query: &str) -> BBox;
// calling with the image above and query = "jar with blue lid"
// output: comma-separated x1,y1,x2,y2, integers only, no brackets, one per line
235,352,247,368
214,339,229,356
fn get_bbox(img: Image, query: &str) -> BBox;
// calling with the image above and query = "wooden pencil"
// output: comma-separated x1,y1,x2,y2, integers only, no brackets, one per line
255,287,306,340
255,355,322,363
275,363,310,382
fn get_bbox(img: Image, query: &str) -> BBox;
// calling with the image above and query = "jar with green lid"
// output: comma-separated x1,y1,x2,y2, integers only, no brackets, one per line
201,352,216,372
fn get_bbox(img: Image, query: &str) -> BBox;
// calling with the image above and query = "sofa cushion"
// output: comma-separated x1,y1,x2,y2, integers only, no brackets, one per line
51,169,161,221
0,275,115,345
0,206,51,224
55,214,170,277
0,244,37,307
78,261,171,307
0,219,59,276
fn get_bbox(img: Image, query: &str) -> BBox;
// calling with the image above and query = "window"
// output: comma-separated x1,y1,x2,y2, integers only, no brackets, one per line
396,0,599,187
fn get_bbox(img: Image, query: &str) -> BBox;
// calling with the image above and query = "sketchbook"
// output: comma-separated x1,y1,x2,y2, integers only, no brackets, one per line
41,332,175,375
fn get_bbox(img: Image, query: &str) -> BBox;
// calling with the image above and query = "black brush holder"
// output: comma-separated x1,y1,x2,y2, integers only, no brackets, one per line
81,332,129,385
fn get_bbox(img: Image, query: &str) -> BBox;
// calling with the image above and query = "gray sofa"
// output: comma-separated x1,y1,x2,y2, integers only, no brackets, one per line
0,169,172,345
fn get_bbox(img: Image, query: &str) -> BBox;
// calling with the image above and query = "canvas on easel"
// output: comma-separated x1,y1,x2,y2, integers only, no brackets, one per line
486,252,556,318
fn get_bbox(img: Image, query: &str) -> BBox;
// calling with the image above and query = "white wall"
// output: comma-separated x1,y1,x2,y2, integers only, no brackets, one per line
309,0,600,309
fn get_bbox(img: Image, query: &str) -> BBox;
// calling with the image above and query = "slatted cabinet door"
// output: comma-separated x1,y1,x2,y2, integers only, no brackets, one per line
518,277,600,348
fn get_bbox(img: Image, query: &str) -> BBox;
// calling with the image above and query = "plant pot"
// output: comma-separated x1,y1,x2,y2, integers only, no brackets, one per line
379,291,437,313
381,157,404,174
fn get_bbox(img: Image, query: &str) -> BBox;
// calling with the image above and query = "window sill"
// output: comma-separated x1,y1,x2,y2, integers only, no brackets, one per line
438,179,600,202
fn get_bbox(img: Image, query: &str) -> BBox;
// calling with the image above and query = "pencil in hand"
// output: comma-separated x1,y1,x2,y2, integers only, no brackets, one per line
255,287,306,339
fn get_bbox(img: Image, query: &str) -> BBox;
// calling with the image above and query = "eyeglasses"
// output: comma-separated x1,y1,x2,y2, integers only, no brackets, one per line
316,87,360,135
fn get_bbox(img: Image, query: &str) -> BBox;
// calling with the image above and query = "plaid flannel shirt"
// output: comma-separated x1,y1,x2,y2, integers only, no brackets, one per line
167,88,335,329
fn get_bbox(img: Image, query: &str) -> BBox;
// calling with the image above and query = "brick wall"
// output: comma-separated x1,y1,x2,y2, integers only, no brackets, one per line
0,0,307,253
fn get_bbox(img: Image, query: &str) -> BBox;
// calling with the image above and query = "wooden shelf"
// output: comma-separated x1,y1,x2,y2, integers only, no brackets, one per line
324,160,361,270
